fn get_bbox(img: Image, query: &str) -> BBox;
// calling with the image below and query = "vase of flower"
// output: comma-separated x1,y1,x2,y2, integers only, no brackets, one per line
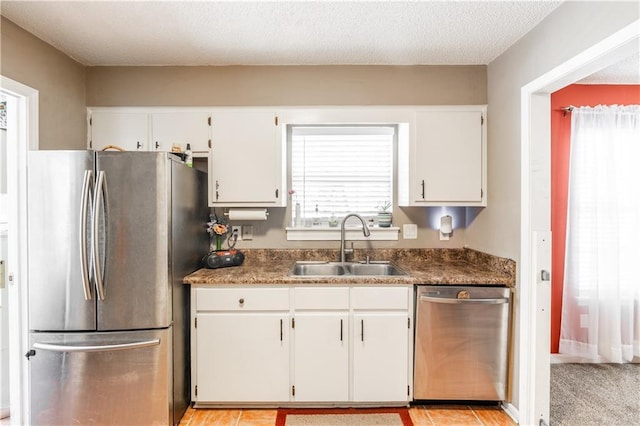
207,214,229,252
376,201,393,228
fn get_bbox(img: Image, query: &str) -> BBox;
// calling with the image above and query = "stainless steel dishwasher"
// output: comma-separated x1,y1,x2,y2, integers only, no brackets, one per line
413,286,511,401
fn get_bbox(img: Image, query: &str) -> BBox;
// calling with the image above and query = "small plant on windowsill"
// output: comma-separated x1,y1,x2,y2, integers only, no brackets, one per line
376,201,392,228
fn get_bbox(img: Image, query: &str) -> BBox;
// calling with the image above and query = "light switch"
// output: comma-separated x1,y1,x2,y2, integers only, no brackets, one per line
403,224,418,239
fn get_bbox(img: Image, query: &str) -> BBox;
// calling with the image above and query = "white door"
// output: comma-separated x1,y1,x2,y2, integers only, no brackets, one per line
352,313,409,402
414,110,483,203
90,111,148,151
293,313,349,401
210,111,279,205
151,111,210,153
195,313,289,402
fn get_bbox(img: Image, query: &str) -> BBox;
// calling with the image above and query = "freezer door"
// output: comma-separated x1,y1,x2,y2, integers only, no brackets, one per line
95,152,171,330
28,150,96,331
29,329,171,425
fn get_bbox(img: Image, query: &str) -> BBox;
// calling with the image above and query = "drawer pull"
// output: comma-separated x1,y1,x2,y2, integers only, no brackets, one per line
239,298,245,305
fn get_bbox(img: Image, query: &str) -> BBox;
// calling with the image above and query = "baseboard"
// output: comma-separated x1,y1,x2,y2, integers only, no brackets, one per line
501,402,519,424
551,353,640,364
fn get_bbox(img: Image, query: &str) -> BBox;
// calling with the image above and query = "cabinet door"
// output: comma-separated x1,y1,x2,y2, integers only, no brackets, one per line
293,313,349,401
195,313,289,402
413,110,484,204
352,313,409,402
151,112,210,153
90,111,148,151
209,111,281,206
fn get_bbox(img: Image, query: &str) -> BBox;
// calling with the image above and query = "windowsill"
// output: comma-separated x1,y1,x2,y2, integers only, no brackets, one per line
285,226,400,241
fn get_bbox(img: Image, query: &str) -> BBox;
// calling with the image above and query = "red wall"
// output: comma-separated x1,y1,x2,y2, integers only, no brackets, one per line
550,84,640,353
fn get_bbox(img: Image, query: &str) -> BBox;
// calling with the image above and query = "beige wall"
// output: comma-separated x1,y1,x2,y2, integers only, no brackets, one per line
475,1,640,413
86,65,486,106
87,65,487,250
1,17,86,150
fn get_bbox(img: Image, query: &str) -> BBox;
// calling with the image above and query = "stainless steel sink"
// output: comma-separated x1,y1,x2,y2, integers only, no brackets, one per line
290,262,347,276
289,261,406,277
347,263,407,276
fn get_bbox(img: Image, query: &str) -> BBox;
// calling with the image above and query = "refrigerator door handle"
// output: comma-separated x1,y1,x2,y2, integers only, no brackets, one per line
33,339,160,353
93,170,107,300
79,170,94,300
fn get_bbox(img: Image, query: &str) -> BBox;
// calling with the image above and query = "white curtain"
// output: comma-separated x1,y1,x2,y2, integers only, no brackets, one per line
560,105,640,363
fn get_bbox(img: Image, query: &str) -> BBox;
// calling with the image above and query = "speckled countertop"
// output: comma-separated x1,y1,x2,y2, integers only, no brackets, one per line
183,248,515,287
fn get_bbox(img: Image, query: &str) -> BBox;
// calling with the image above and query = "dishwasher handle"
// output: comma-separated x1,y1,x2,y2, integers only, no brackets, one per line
419,295,509,305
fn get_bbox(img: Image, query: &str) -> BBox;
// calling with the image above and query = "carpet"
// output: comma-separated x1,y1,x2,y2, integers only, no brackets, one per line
276,408,413,426
550,363,640,425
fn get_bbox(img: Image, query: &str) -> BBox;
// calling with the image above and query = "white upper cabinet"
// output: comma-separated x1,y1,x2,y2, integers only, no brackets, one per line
89,109,211,156
398,107,487,207
209,110,284,207
89,111,149,151
150,111,211,153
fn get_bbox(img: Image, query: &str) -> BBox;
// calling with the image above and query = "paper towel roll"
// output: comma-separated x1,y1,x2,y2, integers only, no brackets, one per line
227,209,269,221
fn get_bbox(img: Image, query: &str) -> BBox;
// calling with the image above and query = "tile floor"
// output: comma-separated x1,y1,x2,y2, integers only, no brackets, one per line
179,404,517,425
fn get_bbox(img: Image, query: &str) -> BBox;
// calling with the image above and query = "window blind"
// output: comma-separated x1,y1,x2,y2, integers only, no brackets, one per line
291,126,394,222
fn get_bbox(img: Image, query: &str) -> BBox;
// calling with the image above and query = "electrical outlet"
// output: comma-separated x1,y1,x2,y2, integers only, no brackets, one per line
242,225,254,240
231,226,242,241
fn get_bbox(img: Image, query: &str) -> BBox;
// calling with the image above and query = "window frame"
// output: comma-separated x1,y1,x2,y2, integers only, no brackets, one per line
285,123,400,241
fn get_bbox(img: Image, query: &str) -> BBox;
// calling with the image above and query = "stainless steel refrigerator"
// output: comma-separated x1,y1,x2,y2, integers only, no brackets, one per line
26,151,208,425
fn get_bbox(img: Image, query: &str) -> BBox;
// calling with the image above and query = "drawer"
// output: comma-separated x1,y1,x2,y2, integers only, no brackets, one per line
351,286,409,310
293,287,349,310
196,287,289,311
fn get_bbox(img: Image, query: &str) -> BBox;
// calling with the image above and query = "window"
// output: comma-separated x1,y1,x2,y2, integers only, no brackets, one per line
290,126,394,227
560,105,640,362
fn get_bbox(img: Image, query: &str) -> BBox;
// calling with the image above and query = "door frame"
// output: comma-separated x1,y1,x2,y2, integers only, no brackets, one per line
1,75,39,425
518,21,639,426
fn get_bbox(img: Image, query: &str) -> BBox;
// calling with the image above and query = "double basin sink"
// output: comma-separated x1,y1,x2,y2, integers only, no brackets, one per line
290,261,407,277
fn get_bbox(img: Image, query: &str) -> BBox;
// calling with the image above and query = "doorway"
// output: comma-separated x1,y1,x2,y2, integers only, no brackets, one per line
520,22,639,426
0,76,39,426
1,94,8,422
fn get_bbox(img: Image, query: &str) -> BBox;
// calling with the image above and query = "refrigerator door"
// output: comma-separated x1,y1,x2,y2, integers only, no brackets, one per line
28,150,96,331
29,329,171,425
95,152,171,330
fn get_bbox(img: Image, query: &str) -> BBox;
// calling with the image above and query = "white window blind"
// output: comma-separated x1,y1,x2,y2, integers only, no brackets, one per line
291,126,394,223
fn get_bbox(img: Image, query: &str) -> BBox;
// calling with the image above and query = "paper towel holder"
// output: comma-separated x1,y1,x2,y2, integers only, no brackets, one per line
440,215,453,240
224,209,269,221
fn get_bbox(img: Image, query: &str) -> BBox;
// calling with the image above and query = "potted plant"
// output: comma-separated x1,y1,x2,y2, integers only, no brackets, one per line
376,201,393,227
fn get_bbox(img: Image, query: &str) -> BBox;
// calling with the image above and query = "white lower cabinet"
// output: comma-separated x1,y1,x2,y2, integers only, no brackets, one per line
292,286,350,402
352,313,410,402
192,287,290,404
293,313,349,401
352,286,412,402
195,313,290,402
191,285,412,406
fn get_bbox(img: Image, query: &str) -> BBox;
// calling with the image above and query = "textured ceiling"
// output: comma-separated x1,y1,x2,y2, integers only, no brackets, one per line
2,0,564,66
2,1,637,84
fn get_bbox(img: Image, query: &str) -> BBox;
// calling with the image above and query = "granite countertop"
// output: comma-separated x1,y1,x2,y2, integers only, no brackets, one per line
183,248,515,288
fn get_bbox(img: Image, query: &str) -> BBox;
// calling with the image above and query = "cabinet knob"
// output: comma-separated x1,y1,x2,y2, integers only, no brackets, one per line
239,298,245,305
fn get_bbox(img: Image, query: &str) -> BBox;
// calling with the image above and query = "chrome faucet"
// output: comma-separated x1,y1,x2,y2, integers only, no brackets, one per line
340,213,370,262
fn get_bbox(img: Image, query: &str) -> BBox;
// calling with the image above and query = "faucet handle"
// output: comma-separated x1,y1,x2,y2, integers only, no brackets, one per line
344,242,354,257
